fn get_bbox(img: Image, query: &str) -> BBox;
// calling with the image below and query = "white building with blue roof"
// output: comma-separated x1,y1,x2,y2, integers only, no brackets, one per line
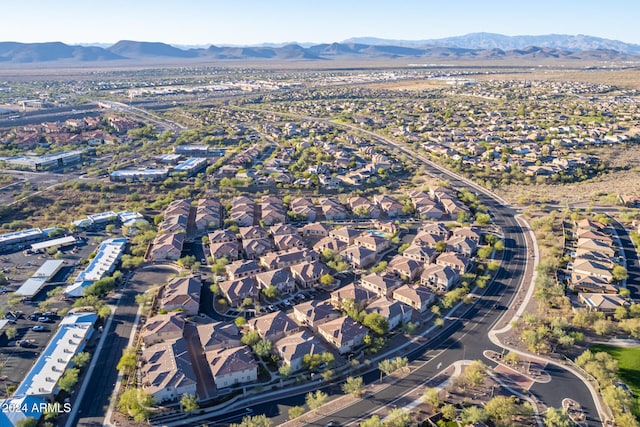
0,312,97,426
64,238,126,297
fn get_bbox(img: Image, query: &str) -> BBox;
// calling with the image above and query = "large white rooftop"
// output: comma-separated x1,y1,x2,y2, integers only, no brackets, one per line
14,312,97,398
16,260,66,297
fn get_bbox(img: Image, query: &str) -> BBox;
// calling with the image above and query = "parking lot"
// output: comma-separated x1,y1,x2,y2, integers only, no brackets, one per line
0,230,108,397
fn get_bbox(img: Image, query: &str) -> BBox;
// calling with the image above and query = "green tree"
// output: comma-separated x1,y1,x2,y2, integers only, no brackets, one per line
464,360,488,386
544,407,573,427
362,312,389,335
288,406,305,420
435,240,447,253
370,261,388,273
461,406,488,424
320,273,335,286
180,393,199,413
360,415,384,427
117,347,137,373
241,330,261,346
262,285,279,299
306,390,328,410
423,387,440,407
485,395,521,427
278,364,292,378
15,419,37,427
253,339,272,358
341,376,364,397
58,368,79,392
385,408,411,427
613,265,629,281
71,352,91,368
235,316,247,327
4,326,17,340
230,414,272,427
441,403,457,420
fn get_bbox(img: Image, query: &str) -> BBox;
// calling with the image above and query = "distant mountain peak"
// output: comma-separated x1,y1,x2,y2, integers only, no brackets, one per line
343,33,640,55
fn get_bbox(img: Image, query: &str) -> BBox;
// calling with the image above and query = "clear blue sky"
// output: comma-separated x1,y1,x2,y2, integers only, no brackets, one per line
4,0,639,46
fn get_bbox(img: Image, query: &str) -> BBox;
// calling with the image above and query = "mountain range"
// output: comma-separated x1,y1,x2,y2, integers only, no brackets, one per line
0,33,638,65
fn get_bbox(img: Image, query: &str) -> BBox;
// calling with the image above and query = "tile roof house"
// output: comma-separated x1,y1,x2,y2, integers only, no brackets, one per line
445,236,478,257
570,274,618,294
219,277,259,307
354,234,390,253
161,276,202,316
348,196,381,218
575,238,615,258
413,230,445,248
141,312,185,347
342,245,377,269
360,273,403,297
275,330,328,372
195,198,221,233
421,264,459,293
578,293,629,313
330,226,361,245
209,241,240,261
313,236,348,254
572,260,614,282
290,197,317,222
290,261,330,287
392,284,435,313
226,259,262,280
242,238,274,260
255,268,296,294
299,222,330,237
150,232,184,262
402,244,436,263
387,256,424,281
140,337,197,402
330,283,378,309
319,198,347,221
239,226,270,241
436,252,472,274
420,222,450,238
260,248,319,270
196,320,241,351
248,311,299,342
366,297,412,330
452,226,482,243
208,229,238,244
206,345,258,389
373,194,404,217
317,316,369,354
270,224,298,236
274,233,306,251
293,300,341,330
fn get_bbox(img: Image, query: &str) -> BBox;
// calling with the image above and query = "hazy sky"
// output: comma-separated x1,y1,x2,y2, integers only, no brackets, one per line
4,0,639,46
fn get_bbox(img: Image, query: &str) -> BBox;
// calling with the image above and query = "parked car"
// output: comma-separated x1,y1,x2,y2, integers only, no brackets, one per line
32,325,45,332
38,317,52,323
17,341,35,348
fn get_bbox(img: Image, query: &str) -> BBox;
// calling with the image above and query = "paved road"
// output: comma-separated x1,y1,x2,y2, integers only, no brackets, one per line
72,265,176,427
610,218,640,299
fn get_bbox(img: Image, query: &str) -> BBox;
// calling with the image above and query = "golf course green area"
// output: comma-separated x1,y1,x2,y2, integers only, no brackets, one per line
590,344,640,416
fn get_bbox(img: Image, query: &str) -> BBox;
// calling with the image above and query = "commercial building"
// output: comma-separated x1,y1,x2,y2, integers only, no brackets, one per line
30,236,77,252
16,260,66,297
64,238,126,297
171,157,207,177
0,312,97,426
110,169,169,182
2,150,82,171
0,228,45,252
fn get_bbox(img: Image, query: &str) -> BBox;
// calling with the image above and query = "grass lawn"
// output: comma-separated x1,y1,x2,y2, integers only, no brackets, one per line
590,344,640,416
